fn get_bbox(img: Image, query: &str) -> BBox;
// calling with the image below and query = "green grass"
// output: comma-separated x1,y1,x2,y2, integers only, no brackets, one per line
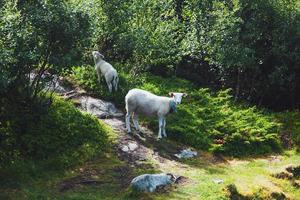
69,64,282,156
149,150,300,200
1,95,114,166
0,95,117,199
1,147,300,199
1,63,296,200
1,77,299,199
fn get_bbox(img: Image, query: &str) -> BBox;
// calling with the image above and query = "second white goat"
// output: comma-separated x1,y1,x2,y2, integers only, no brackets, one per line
92,51,119,93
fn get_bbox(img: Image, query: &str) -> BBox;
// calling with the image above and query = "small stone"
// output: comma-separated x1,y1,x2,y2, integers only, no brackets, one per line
174,149,197,159
213,179,224,184
269,155,281,163
128,142,138,151
121,146,129,152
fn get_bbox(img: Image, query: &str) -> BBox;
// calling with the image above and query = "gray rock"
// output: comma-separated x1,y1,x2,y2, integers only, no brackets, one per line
174,149,197,159
121,146,129,152
128,142,138,151
29,73,68,93
80,96,123,118
130,173,176,192
212,179,224,184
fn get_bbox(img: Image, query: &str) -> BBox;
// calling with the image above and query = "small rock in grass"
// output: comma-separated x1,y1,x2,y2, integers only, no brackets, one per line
213,179,224,184
269,155,281,163
128,142,138,151
174,149,197,159
130,173,176,193
122,146,129,152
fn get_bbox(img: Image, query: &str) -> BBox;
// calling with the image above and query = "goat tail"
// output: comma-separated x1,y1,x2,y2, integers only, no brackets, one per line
112,74,119,91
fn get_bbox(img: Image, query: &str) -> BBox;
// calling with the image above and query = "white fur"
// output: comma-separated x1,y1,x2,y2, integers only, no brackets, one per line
125,89,187,139
92,51,119,93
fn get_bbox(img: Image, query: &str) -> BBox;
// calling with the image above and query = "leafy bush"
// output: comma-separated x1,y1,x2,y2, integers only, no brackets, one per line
0,96,111,166
71,0,300,110
139,78,281,156
0,0,91,107
70,65,282,156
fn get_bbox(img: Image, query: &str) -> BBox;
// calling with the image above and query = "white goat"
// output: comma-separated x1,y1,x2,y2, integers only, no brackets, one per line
92,51,119,93
125,88,187,139
130,173,176,192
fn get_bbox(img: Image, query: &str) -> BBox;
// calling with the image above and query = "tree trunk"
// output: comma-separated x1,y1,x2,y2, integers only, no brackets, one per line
234,67,241,102
174,0,184,22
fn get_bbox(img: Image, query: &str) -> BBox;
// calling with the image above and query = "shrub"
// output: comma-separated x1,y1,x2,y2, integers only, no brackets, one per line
140,79,281,156
70,64,282,156
0,96,111,166
71,0,300,110
0,0,91,114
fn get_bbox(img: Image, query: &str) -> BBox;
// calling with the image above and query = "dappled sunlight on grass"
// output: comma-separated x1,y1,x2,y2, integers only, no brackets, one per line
147,150,300,199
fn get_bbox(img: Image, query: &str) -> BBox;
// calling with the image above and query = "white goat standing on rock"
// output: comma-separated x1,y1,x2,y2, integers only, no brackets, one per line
92,51,119,93
125,88,187,139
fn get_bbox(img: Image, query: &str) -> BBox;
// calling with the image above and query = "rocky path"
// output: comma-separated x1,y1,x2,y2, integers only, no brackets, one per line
49,77,300,199
55,80,193,174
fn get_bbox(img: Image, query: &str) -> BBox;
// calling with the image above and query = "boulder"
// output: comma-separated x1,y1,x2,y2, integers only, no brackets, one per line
80,96,123,118
174,149,197,159
130,173,176,192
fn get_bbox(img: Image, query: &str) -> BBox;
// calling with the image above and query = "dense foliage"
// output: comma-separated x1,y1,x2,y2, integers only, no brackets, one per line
0,0,90,103
0,96,111,166
1,0,299,162
73,0,300,110
0,0,92,163
71,65,282,156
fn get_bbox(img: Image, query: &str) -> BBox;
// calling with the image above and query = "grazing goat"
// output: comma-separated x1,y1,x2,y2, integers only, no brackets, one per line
125,88,187,139
130,173,176,192
92,51,119,93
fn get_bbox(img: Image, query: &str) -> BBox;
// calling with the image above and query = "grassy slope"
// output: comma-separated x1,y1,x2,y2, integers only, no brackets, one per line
2,66,300,199
2,146,300,199
70,65,282,156
154,151,300,200
1,109,299,199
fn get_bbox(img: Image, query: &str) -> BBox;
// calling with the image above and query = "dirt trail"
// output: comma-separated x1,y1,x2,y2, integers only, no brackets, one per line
53,80,300,200
57,83,194,173
103,116,189,169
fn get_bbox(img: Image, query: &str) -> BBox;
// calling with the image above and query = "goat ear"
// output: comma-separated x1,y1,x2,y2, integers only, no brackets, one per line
169,92,174,97
183,93,188,97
